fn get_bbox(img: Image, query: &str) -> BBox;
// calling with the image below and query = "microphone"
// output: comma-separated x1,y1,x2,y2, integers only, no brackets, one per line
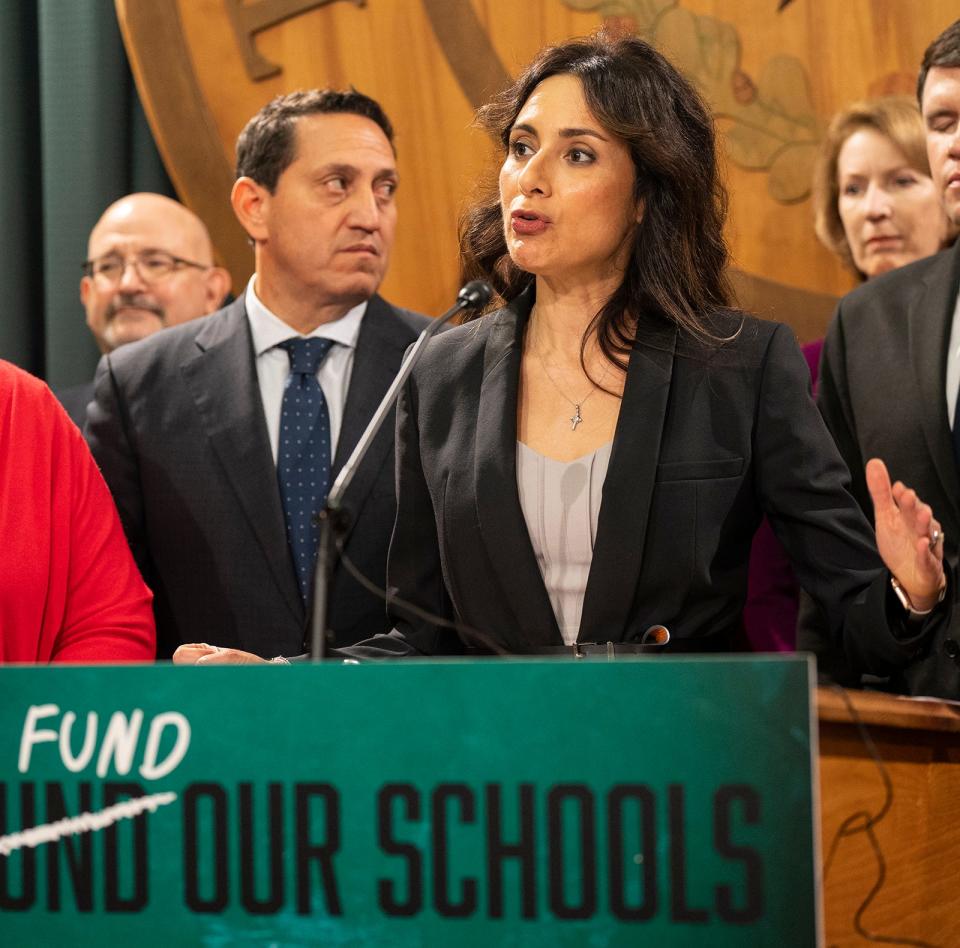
457,280,493,308
309,280,493,659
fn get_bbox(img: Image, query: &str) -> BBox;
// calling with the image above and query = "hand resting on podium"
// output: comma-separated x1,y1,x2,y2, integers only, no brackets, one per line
174,643,271,665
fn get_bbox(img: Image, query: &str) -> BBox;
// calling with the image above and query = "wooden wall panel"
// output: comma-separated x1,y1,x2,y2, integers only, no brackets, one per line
119,0,959,336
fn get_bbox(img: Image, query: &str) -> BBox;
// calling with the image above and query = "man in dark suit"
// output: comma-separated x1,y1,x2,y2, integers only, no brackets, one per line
798,20,960,698
86,89,428,658
57,193,231,427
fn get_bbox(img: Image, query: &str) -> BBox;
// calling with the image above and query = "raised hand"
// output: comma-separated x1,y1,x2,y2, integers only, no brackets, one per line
866,457,945,612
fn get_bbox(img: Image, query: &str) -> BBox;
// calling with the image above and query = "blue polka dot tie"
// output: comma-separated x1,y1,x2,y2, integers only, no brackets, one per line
277,337,336,602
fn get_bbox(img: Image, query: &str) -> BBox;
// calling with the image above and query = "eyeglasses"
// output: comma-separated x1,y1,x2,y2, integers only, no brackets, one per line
81,251,209,285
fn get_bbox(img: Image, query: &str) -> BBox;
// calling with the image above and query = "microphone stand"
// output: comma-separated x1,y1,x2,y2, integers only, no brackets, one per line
308,281,492,659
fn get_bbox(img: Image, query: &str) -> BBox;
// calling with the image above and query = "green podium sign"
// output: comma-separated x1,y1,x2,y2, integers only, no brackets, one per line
0,658,819,946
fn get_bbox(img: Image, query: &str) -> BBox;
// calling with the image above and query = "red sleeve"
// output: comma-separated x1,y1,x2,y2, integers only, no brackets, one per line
50,399,156,662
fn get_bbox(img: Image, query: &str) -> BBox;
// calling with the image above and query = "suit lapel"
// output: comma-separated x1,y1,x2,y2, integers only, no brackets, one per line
475,290,562,647
180,300,304,627
578,328,677,642
909,242,960,526
331,295,415,529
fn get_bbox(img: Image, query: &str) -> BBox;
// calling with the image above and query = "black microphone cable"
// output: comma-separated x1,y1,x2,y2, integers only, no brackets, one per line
822,684,941,948
335,537,511,656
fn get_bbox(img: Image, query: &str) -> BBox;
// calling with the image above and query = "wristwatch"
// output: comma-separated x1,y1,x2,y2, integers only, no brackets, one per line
890,575,946,617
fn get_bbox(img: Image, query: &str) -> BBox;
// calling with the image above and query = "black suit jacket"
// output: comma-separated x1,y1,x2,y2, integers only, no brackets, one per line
86,294,428,658
797,241,960,698
345,289,936,664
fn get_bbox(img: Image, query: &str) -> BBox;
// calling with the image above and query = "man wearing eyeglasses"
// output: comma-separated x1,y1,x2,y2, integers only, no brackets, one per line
57,193,230,427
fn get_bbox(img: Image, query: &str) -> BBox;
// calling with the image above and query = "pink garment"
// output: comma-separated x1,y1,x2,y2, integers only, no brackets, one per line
742,339,823,651
0,361,155,662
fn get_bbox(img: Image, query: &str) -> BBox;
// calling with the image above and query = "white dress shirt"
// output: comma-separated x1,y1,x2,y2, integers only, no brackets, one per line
244,277,366,463
945,288,960,428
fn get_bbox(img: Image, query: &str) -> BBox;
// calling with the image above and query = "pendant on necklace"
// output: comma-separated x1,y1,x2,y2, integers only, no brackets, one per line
570,404,583,430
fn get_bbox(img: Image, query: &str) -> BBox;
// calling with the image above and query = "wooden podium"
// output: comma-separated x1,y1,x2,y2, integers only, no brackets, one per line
818,687,960,947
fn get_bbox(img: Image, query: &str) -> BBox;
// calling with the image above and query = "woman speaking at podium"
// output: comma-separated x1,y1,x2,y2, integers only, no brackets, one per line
179,32,949,685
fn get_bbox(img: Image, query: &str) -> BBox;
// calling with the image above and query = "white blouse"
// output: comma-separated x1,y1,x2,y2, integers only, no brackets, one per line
516,441,613,645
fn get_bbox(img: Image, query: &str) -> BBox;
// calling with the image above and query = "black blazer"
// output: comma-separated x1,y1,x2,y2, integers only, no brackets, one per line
86,294,429,658
798,240,960,698
346,289,936,665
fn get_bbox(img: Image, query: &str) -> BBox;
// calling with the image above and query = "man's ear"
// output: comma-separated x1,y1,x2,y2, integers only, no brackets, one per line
203,267,233,312
231,176,269,242
79,275,91,308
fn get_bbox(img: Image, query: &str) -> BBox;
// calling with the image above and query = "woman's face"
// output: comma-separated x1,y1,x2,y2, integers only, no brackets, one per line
499,73,640,290
837,127,948,278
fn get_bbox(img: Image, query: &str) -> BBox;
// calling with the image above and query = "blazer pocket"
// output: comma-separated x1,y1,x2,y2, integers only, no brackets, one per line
656,457,744,482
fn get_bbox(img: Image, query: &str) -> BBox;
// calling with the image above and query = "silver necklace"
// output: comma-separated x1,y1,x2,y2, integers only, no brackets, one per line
532,342,606,431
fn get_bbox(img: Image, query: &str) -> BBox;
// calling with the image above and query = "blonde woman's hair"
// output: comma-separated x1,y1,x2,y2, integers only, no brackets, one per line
813,96,931,276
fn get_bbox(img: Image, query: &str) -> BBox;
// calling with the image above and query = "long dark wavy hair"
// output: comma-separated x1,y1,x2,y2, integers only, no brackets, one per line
460,32,734,367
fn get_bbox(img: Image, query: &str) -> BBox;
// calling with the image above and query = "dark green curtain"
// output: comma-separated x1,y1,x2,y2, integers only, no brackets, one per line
0,0,174,387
